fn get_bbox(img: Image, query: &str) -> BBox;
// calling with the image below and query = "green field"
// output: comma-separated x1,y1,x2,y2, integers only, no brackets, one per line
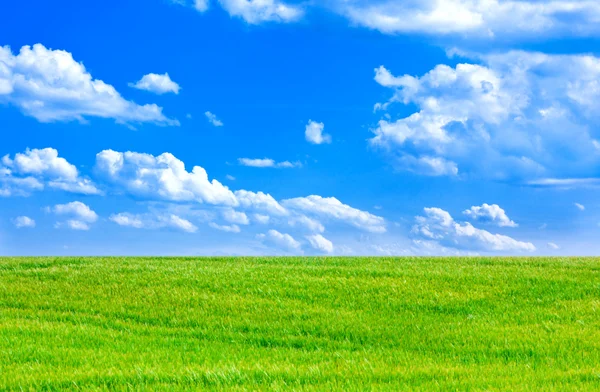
0,257,599,391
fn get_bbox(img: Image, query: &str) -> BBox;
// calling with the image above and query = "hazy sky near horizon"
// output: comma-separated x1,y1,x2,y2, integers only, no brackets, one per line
1,0,600,256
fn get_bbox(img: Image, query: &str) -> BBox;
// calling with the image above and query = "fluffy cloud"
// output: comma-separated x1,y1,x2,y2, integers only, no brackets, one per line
218,0,303,24
306,234,334,253
1,148,100,196
0,44,177,125
412,207,535,252
288,215,325,233
50,201,98,231
95,150,238,206
129,73,180,95
548,242,560,250
337,0,600,38
110,212,198,233
238,158,301,168
371,50,600,181
209,222,241,233
305,120,331,145
12,216,35,228
257,229,301,250
234,190,288,215
463,203,517,227
282,195,386,233
222,208,250,225
205,111,223,127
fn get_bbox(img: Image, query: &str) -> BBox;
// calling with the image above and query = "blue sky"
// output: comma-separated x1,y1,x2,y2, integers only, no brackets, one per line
1,0,600,256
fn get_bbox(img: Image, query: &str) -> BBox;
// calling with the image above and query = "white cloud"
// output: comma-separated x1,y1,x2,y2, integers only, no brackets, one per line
209,222,241,233
218,0,303,24
575,203,585,211
282,195,386,233
205,111,223,127
50,201,98,231
1,148,100,196
58,220,92,231
371,51,600,180
306,234,334,254
463,203,517,227
548,242,560,250
95,150,238,206
253,213,270,224
0,44,177,125
226,175,236,181
288,215,325,233
52,201,98,222
12,216,35,228
129,73,180,95
257,229,301,250
305,120,331,145
222,208,249,225
238,158,301,168
109,212,198,233
337,0,600,39
412,207,535,252
195,0,210,11
235,190,288,215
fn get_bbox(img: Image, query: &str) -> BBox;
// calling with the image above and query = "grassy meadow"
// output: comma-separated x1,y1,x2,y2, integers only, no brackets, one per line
0,256,599,390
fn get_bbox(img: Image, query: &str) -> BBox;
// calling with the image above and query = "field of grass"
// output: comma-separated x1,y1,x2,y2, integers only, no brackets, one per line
0,257,599,390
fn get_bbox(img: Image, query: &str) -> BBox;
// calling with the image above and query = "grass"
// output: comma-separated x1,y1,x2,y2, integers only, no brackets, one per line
0,257,599,391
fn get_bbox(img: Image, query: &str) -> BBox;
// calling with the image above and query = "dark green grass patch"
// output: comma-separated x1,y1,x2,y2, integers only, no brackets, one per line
0,257,599,390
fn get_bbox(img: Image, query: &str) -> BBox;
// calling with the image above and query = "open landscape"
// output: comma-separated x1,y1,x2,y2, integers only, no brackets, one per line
1,257,599,390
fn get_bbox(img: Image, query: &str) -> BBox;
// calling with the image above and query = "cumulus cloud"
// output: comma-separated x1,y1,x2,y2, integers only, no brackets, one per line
238,158,301,168
0,44,177,125
222,208,250,225
336,0,600,39
282,195,386,233
95,150,238,206
288,215,325,233
129,73,180,95
110,212,197,233
253,213,270,224
305,120,331,145
209,222,241,233
371,51,600,180
257,229,301,250
234,190,288,215
463,203,517,227
12,216,35,228
306,234,334,253
412,207,535,252
218,0,303,24
1,148,100,196
205,111,223,127
548,242,560,250
50,201,98,231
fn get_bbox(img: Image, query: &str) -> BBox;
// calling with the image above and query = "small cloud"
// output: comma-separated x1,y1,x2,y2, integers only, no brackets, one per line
12,216,35,228
463,203,518,227
547,242,560,250
209,222,240,233
305,120,331,145
129,73,181,95
186,113,192,119
238,158,301,168
306,234,334,254
226,174,236,181
539,223,548,230
205,111,223,127
374,205,383,210
575,203,585,211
